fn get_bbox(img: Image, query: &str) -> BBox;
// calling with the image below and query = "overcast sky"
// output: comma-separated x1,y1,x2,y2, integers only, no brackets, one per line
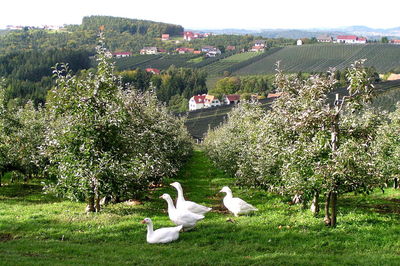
1,0,399,30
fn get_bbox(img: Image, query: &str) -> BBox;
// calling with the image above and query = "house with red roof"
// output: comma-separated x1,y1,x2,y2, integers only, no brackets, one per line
224,94,240,105
390,40,400,44
145,68,160,75
189,94,207,110
161,34,170,41
336,35,367,44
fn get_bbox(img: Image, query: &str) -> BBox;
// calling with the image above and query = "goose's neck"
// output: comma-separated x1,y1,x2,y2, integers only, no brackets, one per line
224,191,233,199
146,223,154,238
165,197,176,212
176,186,185,201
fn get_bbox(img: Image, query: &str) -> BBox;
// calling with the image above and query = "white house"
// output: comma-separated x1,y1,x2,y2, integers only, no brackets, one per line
140,47,158,55
336,35,367,44
189,95,206,111
297,39,303,46
112,52,132,58
317,35,333,43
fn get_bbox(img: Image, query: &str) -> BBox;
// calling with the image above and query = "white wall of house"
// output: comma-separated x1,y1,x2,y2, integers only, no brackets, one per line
189,98,204,111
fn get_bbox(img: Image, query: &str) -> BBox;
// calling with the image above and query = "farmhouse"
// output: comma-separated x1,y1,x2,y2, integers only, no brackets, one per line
112,52,132,58
317,35,333,43
140,47,158,55
297,39,303,46
201,46,216,52
336,35,367,44
224,94,240,105
390,40,400,44
226,45,236,51
189,95,206,111
161,34,170,41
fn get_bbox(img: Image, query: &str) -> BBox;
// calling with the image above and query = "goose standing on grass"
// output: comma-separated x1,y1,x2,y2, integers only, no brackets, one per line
170,182,212,215
141,218,182,244
160,193,204,230
220,186,258,217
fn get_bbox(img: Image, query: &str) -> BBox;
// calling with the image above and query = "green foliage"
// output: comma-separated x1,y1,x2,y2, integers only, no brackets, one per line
0,79,47,183
373,103,400,185
44,39,192,207
0,49,92,104
205,61,385,225
81,16,184,37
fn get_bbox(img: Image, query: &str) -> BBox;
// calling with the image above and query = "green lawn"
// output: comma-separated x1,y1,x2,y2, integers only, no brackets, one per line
0,149,399,265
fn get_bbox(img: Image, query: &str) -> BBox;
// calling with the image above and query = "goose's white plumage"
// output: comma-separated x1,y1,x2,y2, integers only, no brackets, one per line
170,182,212,215
220,186,258,217
141,218,182,244
160,193,204,230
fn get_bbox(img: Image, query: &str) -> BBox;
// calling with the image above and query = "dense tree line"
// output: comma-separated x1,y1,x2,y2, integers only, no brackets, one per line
81,16,184,37
0,49,92,104
208,75,272,99
204,61,398,226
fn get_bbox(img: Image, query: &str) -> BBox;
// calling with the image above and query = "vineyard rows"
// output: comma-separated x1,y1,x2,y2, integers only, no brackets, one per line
234,44,400,75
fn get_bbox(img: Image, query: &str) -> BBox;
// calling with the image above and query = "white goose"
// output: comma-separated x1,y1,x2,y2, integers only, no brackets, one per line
160,193,204,230
220,186,258,217
170,181,212,215
141,217,182,244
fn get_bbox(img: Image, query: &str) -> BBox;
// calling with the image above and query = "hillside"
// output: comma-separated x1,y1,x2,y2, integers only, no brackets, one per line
183,80,400,139
234,44,400,75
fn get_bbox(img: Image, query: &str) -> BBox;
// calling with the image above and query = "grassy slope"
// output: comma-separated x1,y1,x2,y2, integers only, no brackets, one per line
0,150,399,265
235,44,400,75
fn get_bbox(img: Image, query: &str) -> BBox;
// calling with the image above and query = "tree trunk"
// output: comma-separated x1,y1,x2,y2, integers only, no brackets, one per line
94,179,101,212
394,178,399,189
86,195,95,213
310,191,320,215
324,191,331,225
330,191,338,227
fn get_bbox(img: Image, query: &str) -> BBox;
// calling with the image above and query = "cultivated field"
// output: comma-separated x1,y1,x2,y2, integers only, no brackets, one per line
234,44,400,75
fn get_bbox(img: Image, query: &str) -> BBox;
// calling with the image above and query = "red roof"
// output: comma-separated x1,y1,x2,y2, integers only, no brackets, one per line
225,94,240,102
391,40,400,44
267,92,283,98
145,68,160,74
337,35,358,40
192,95,206,104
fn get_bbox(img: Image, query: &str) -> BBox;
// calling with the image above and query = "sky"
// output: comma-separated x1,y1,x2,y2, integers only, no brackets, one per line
1,0,399,30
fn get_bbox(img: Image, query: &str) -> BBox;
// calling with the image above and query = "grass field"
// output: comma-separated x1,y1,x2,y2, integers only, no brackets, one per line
234,44,400,75
1,149,399,265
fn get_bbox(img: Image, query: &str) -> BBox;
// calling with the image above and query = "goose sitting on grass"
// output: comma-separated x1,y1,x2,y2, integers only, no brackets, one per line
219,186,258,217
170,181,212,215
141,218,182,244
160,193,205,230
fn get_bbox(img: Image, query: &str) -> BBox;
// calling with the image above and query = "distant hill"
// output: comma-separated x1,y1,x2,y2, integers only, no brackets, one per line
197,26,400,39
81,16,184,37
